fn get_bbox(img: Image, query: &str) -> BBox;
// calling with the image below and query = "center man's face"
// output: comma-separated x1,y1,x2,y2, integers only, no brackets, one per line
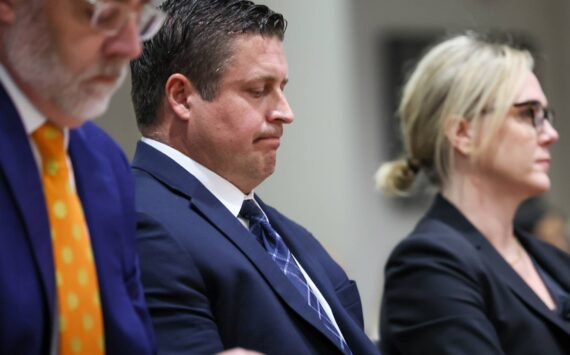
186,35,294,194
2,0,141,124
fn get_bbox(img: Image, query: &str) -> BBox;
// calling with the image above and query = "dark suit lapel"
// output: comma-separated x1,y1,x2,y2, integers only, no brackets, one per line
432,195,570,335
518,232,570,331
68,127,105,258
519,231,570,293
68,125,126,312
256,197,351,351
0,84,55,324
479,238,570,334
132,142,344,351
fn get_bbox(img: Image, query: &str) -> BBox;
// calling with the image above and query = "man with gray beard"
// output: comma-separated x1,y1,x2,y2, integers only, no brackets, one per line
0,0,165,353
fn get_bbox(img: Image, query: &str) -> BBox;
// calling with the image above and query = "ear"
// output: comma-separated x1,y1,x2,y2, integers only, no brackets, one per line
0,0,15,24
444,116,474,156
165,73,196,121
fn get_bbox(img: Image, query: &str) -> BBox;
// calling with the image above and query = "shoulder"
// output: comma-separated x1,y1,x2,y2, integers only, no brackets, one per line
69,122,132,189
384,214,489,296
382,215,492,325
72,122,130,170
391,216,480,262
263,202,308,231
132,164,161,191
261,201,323,250
132,164,184,213
389,195,480,258
74,122,123,152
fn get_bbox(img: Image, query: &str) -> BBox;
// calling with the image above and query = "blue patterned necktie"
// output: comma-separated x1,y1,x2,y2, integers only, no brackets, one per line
239,199,351,354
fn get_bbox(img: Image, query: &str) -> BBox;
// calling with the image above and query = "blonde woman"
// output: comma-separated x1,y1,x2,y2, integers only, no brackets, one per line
377,33,570,354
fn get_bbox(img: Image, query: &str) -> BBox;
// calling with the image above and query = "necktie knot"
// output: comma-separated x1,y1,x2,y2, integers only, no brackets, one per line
32,122,65,160
32,123,67,179
239,199,267,224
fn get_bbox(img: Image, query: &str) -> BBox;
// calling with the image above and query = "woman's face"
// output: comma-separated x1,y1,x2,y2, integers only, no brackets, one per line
477,70,559,199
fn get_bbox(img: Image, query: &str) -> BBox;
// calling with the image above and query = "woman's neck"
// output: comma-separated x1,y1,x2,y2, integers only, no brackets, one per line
442,173,523,251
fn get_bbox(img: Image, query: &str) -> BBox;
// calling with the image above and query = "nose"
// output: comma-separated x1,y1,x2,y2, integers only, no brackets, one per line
268,91,294,124
103,16,143,60
539,120,559,145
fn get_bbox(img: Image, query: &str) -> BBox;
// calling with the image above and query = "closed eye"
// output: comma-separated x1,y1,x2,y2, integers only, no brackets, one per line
519,107,535,119
248,88,266,98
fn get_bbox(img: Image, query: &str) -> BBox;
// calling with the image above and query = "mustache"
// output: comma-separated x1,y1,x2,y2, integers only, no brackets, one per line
79,60,128,81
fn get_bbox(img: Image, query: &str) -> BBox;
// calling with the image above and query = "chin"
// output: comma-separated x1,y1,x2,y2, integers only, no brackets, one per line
262,154,277,172
261,165,276,179
524,178,551,197
50,66,125,121
54,90,114,122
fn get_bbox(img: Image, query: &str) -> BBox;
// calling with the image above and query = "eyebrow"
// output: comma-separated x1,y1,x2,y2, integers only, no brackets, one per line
102,0,151,6
513,100,544,107
126,0,152,6
246,75,289,85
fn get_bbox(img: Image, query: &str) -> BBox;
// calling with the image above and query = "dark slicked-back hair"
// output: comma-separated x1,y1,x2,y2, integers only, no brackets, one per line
130,0,287,131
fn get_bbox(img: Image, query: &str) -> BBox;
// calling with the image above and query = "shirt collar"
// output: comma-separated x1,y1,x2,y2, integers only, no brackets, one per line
141,137,254,217
0,64,46,134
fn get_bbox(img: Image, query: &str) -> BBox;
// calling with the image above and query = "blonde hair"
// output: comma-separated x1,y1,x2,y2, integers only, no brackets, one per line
376,33,534,196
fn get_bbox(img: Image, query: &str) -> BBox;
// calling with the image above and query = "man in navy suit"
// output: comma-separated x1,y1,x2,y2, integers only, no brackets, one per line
0,0,165,353
131,1,379,354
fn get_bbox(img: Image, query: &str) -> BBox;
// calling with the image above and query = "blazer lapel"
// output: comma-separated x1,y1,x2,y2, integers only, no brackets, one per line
68,126,127,304
477,239,570,333
431,195,570,336
519,231,570,294
132,142,344,351
254,197,350,351
0,84,56,324
518,232,570,332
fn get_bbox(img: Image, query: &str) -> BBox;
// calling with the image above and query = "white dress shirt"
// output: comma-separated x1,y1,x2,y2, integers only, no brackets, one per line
0,65,72,176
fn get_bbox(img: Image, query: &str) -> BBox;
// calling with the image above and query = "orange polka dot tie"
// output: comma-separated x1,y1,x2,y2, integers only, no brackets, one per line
32,123,105,354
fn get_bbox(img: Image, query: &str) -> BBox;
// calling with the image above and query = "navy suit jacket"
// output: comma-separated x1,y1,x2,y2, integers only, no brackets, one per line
0,84,155,354
133,142,379,355
380,194,570,355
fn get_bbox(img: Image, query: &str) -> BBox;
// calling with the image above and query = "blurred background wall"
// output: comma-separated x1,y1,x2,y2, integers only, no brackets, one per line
98,0,570,340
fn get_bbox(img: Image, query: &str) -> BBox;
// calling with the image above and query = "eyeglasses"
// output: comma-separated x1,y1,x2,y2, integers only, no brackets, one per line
85,0,167,42
512,100,554,131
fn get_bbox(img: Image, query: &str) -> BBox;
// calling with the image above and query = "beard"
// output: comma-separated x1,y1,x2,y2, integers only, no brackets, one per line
2,4,128,121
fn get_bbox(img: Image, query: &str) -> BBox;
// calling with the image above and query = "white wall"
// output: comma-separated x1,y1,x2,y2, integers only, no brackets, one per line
99,0,570,341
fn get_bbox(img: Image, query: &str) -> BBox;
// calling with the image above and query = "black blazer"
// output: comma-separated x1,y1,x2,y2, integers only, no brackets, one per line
380,194,570,355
